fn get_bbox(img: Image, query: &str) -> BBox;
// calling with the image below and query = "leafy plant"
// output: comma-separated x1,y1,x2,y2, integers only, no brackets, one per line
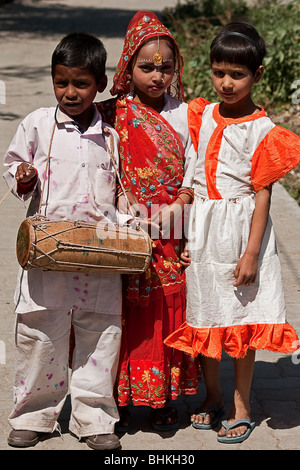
163,0,300,204
163,0,300,107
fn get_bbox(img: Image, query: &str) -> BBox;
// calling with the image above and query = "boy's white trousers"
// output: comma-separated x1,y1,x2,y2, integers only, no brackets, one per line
8,309,121,438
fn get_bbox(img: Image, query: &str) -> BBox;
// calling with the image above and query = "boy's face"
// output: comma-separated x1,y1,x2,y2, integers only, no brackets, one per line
53,65,106,125
211,61,263,106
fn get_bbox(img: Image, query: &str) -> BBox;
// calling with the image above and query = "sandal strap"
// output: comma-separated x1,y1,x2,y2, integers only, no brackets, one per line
195,407,222,418
221,419,252,436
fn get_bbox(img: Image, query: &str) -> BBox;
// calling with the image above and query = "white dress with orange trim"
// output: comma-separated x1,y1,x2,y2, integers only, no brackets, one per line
165,98,300,360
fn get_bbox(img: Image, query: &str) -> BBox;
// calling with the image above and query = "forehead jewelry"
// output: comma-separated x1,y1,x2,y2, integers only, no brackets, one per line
152,37,163,66
136,37,174,65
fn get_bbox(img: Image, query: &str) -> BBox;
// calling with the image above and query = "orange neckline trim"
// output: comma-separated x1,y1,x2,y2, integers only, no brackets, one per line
213,103,266,126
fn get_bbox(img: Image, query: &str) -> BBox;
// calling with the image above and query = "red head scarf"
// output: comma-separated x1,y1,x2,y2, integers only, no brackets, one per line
110,10,185,100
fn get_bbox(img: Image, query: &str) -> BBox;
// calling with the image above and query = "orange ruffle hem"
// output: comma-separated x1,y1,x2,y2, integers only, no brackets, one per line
164,321,299,361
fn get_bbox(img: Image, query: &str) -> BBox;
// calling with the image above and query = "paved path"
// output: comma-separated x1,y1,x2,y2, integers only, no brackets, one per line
0,0,299,452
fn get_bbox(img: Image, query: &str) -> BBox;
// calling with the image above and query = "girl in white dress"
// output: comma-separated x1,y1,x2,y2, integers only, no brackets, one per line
165,21,300,443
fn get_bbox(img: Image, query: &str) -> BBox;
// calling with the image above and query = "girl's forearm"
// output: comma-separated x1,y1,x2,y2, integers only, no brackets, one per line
244,186,272,257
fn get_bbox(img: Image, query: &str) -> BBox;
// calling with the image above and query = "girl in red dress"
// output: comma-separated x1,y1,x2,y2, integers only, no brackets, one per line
99,11,200,431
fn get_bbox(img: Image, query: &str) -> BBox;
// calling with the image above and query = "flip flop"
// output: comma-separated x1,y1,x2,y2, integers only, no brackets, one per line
217,419,256,443
152,407,180,432
191,408,224,430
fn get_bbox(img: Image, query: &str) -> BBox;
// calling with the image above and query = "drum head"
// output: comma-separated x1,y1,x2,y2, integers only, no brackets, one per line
16,219,34,268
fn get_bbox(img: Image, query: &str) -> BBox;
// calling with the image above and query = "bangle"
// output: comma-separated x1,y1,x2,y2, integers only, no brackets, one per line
176,195,186,206
177,187,194,202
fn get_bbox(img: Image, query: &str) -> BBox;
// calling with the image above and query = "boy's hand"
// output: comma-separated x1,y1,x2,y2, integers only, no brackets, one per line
233,252,258,287
16,163,36,184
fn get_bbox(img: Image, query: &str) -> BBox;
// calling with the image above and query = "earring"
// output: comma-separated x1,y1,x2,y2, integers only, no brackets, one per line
126,73,132,86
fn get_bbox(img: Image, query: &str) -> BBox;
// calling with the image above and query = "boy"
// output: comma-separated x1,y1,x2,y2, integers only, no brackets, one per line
3,32,126,450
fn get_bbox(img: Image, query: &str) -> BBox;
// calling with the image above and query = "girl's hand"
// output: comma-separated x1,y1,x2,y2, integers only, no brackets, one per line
180,246,191,267
233,253,258,287
150,201,183,237
120,191,162,236
16,163,36,183
118,191,144,215
233,185,272,287
130,217,162,238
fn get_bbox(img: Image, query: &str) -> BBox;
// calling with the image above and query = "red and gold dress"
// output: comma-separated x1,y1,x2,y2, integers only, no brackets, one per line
98,11,200,409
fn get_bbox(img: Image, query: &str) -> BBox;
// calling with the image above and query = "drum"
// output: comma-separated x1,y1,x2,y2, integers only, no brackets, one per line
16,216,152,274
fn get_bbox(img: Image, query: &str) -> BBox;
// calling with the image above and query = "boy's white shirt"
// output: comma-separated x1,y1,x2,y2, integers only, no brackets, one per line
3,105,130,226
2,105,131,314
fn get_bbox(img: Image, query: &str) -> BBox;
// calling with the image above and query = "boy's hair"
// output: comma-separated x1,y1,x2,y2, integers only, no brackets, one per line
210,22,266,75
51,32,107,83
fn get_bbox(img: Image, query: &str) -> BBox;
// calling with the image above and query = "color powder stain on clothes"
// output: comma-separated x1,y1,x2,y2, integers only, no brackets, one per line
91,357,97,366
42,169,53,181
47,373,53,380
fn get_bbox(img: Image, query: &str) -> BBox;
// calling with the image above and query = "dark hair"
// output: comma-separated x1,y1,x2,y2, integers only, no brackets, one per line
51,32,107,83
210,22,266,75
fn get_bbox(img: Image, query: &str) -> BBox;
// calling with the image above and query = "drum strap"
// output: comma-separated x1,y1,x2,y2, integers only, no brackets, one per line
0,120,140,230
38,122,56,216
39,123,140,227
103,126,140,228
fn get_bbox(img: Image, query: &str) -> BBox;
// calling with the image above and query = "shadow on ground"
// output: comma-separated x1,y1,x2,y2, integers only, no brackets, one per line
55,355,300,438
0,1,162,38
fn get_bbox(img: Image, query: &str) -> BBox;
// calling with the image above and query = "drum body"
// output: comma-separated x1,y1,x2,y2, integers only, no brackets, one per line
16,217,152,274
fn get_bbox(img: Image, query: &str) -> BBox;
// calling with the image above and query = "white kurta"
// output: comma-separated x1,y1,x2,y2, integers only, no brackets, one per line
3,106,126,315
165,99,299,360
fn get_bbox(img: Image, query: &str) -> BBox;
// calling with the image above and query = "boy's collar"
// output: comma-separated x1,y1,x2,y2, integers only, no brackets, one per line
55,105,103,134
